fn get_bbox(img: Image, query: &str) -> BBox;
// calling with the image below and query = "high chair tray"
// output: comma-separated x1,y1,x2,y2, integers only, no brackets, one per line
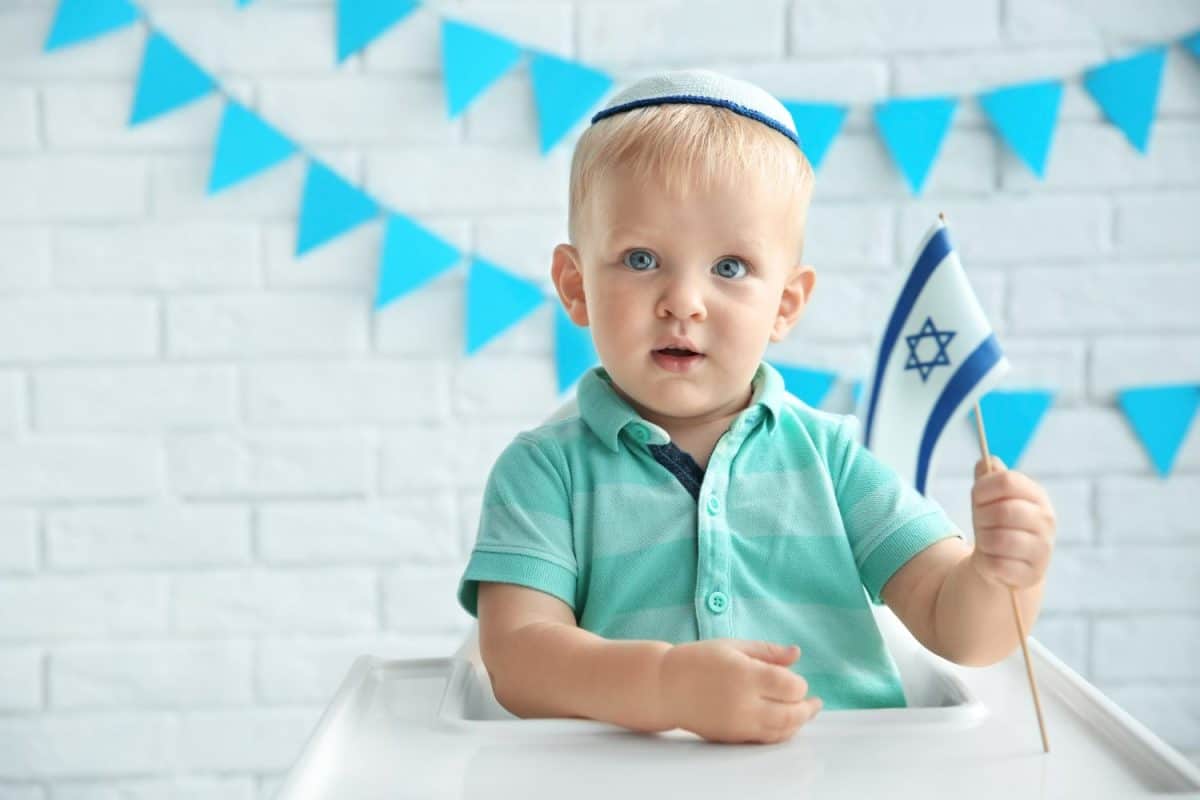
275,617,1200,799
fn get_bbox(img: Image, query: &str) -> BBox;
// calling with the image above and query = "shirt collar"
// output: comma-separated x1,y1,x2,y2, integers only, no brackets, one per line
577,360,786,452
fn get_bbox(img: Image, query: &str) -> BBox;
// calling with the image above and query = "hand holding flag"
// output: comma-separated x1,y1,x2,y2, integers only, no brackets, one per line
969,455,1057,590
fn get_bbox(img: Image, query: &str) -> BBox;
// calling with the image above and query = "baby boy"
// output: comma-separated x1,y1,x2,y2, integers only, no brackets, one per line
456,70,1057,744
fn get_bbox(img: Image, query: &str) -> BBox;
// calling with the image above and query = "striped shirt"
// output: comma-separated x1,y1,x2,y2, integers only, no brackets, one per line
457,361,962,709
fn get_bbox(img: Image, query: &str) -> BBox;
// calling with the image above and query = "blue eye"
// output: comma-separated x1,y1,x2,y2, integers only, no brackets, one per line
623,249,657,271
714,257,748,279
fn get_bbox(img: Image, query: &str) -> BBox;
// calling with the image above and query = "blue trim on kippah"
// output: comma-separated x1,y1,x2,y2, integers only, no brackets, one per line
590,94,799,146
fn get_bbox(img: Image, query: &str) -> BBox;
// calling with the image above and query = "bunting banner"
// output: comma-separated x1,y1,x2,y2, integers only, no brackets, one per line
209,101,297,193
873,97,957,195
1184,30,1200,60
336,0,418,63
970,390,1055,469
465,258,546,356
771,363,837,409
130,32,216,125
1082,46,1167,153
375,214,462,310
554,305,599,394
442,20,524,119
295,161,380,256
529,51,613,154
38,0,1199,467
45,0,139,52
978,79,1063,178
780,102,848,170
1118,384,1199,477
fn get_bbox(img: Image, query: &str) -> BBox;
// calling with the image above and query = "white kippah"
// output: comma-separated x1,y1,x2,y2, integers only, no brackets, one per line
590,69,799,147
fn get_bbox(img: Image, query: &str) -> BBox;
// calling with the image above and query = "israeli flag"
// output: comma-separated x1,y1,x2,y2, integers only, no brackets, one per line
859,217,1010,494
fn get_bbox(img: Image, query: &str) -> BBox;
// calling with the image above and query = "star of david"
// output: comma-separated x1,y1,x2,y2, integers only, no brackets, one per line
904,316,956,382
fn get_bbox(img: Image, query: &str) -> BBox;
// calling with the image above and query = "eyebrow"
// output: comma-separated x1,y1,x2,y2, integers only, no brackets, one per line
605,230,770,255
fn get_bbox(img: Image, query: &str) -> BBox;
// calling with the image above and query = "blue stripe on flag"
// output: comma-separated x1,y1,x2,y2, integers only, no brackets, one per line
914,333,1003,494
863,226,953,447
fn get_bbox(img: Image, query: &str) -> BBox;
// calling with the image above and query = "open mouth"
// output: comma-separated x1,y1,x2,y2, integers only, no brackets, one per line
652,348,704,372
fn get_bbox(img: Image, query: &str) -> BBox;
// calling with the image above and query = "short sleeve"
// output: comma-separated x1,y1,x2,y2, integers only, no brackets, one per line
829,415,963,606
456,433,578,618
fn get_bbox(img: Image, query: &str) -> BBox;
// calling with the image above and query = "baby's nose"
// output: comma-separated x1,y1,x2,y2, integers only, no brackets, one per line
656,277,707,319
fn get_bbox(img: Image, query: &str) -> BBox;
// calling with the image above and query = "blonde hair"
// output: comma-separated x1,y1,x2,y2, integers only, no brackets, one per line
567,103,815,246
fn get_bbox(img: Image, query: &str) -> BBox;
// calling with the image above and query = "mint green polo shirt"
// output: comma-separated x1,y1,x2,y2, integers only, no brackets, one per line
457,361,962,710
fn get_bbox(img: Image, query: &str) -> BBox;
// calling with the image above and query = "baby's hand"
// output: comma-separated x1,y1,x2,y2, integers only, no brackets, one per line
657,639,821,744
970,455,1057,589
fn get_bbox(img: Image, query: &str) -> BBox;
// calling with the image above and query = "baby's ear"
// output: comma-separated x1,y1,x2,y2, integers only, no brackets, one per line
551,243,589,326
770,264,816,341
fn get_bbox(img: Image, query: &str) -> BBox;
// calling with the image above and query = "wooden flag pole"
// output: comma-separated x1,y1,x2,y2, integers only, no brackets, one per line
973,401,1050,754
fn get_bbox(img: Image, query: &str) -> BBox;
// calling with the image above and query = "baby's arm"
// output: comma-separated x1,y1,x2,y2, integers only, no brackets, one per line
477,581,821,742
881,457,1055,667
477,581,672,732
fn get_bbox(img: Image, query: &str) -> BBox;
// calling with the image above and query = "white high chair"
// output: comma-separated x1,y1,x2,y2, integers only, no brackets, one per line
275,397,1200,799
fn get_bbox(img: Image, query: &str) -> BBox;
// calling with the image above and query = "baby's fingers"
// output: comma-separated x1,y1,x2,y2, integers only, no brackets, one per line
761,697,823,742
758,664,809,703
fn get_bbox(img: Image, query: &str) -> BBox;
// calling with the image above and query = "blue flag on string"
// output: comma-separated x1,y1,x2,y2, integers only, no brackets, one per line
860,217,1009,494
337,0,419,62
978,79,1063,178
970,389,1054,468
442,20,524,119
130,32,217,125
1118,384,1199,477
465,258,545,355
296,161,380,256
1184,30,1200,61
554,305,598,394
209,102,297,193
781,102,848,170
873,96,957,195
1083,47,1166,153
530,52,612,154
375,214,462,310
45,0,140,52
770,362,836,409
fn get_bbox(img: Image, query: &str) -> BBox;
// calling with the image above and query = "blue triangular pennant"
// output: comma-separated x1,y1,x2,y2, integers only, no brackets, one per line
781,102,848,169
45,0,140,52
970,389,1054,469
873,96,957,194
442,19,524,119
130,32,217,125
236,0,255,6
336,0,419,63
209,102,297,193
375,214,462,310
978,79,1063,178
1118,384,1200,477
554,305,598,394
530,51,613,154
465,258,545,355
770,362,836,409
296,161,380,256
1184,30,1200,61
1082,47,1166,153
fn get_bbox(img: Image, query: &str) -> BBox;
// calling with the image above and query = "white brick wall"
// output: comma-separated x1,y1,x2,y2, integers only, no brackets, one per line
0,0,1198,793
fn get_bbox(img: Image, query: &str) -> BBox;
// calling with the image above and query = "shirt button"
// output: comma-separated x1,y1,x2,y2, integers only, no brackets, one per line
705,495,721,515
629,423,649,443
707,591,729,614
